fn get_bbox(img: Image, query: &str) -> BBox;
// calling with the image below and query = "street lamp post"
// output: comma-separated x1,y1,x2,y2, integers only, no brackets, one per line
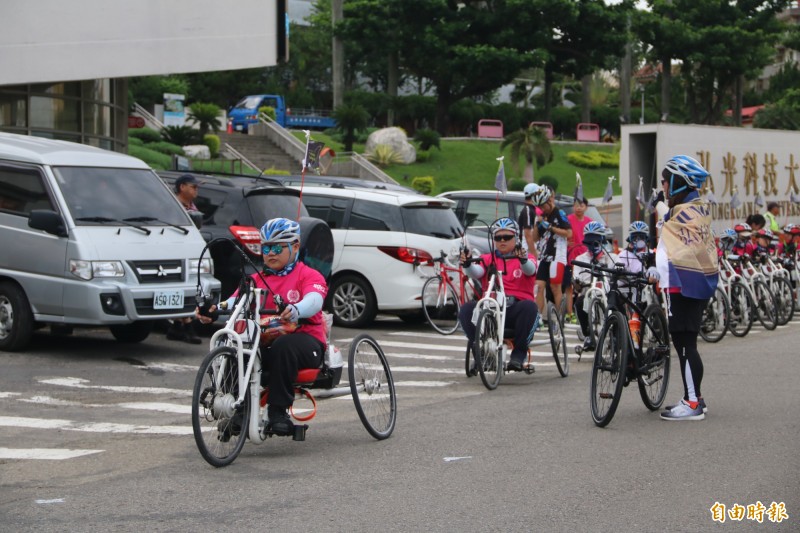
639,85,645,124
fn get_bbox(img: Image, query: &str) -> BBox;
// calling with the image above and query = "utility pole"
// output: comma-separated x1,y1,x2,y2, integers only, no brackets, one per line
332,0,344,109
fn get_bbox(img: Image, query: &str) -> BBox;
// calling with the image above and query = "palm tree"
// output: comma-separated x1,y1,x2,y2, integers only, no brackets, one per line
187,102,222,137
332,103,369,152
499,125,553,183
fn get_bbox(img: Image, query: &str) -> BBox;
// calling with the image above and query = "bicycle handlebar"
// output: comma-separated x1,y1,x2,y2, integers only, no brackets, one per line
571,260,646,280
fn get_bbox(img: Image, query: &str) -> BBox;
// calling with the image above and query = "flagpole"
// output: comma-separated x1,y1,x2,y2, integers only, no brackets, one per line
494,156,505,221
298,130,311,220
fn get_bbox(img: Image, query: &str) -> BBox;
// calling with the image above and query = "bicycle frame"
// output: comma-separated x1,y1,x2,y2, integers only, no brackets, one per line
473,267,508,367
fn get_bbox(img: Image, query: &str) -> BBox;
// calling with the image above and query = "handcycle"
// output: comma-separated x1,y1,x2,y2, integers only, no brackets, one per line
191,274,396,468
572,260,671,428
420,248,480,335
468,260,568,390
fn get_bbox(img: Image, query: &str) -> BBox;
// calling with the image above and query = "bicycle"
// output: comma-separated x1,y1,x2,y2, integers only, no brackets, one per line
421,249,479,335
573,265,609,359
738,254,778,331
759,253,795,326
698,285,730,343
718,254,754,337
572,260,671,428
191,280,397,468
468,260,568,391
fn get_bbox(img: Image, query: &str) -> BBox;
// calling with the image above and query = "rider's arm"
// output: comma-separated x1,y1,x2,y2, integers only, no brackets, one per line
520,256,536,276
291,292,324,318
464,261,485,279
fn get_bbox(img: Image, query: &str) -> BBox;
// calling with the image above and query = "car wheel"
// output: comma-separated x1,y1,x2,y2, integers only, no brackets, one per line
0,281,35,352
109,321,154,343
329,275,377,328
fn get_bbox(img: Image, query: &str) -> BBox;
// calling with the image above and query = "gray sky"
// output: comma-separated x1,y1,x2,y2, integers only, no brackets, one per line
289,0,314,24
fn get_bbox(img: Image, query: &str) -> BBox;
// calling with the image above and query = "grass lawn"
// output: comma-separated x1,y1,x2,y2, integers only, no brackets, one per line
294,131,621,198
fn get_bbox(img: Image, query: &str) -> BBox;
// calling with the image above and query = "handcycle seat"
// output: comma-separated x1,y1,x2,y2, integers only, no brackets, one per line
295,368,321,385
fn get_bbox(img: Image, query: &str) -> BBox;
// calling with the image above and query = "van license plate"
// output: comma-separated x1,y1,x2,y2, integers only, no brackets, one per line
153,291,184,310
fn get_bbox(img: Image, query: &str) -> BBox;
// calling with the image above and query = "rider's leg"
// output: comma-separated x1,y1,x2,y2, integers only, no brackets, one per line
458,300,478,344
575,294,589,336
549,261,566,312
665,293,707,415
265,333,324,432
507,300,539,364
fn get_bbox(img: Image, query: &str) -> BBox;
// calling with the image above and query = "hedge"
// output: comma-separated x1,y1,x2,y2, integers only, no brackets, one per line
128,144,172,170
411,176,435,195
128,127,162,144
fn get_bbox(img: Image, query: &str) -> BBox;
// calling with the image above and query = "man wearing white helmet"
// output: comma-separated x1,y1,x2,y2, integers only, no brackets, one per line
518,183,540,257
531,186,572,320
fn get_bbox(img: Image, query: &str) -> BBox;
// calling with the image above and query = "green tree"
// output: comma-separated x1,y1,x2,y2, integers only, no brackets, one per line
187,103,222,137
753,88,800,130
332,102,369,152
500,125,553,183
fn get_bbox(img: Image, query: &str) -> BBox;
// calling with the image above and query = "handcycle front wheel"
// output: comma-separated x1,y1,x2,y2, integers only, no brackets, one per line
547,302,569,377
474,308,502,390
421,275,460,335
590,311,628,427
192,346,251,468
638,304,671,410
348,333,397,440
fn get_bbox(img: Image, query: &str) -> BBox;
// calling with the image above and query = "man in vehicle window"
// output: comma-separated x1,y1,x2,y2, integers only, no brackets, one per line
166,174,203,344
531,186,572,322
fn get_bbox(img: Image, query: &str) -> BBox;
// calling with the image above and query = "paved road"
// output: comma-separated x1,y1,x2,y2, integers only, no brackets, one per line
0,315,797,531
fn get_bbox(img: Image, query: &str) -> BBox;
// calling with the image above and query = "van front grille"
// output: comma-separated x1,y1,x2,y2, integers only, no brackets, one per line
128,260,183,283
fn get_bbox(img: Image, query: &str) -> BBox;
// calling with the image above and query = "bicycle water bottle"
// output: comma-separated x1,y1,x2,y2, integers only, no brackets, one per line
629,313,641,349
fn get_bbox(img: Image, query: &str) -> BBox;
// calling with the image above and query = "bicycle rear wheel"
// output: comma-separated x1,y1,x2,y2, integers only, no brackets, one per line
638,304,671,410
192,346,251,468
421,276,460,335
588,298,606,348
474,308,502,390
752,279,777,330
771,277,795,325
728,282,754,337
348,333,397,440
590,311,628,427
548,302,568,377
699,287,729,343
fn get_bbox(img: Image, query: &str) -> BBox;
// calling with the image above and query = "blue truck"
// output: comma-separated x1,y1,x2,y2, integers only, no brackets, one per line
228,94,337,132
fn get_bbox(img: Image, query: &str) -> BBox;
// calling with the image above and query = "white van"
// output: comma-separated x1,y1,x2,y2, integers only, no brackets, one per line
0,133,221,351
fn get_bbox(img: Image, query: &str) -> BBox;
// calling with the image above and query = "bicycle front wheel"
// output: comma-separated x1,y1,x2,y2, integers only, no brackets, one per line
192,346,251,468
638,304,671,410
348,333,397,440
728,281,754,337
548,302,568,377
699,287,729,343
771,277,795,325
474,308,502,390
421,276,460,335
753,279,777,330
588,297,606,348
590,311,628,427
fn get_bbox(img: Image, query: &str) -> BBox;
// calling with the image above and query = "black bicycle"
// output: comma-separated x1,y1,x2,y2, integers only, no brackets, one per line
572,261,671,428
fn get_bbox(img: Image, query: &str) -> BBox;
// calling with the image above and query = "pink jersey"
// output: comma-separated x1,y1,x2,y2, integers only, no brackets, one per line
479,253,537,301
237,263,329,345
567,214,592,262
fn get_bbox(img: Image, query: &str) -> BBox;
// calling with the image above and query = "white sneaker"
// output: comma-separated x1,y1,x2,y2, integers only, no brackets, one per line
664,397,707,414
660,400,705,421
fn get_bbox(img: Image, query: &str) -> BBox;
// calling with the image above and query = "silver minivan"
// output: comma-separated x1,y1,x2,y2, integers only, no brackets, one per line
0,133,221,351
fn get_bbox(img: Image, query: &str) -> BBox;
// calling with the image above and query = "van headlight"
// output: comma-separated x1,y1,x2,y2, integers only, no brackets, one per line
189,258,214,275
69,260,125,280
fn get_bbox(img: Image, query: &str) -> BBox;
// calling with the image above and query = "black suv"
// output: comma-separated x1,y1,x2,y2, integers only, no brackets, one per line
158,171,332,298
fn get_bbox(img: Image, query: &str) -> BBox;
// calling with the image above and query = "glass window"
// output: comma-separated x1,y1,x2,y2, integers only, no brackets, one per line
0,163,55,215
30,82,81,98
464,199,512,227
83,103,112,136
31,131,81,143
302,195,349,229
0,94,26,127
82,79,111,103
30,96,80,131
348,199,403,231
401,205,463,239
234,96,265,110
52,167,190,225
241,191,307,227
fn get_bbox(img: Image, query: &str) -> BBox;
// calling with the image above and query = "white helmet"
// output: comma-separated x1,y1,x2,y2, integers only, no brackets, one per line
523,183,540,198
530,186,552,207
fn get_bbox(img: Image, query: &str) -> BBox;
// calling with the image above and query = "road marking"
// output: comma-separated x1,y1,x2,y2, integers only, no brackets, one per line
17,395,192,414
36,499,66,504
0,447,103,460
444,456,472,462
388,331,465,340
135,362,198,372
0,392,22,398
0,416,192,435
38,377,191,396
337,339,464,352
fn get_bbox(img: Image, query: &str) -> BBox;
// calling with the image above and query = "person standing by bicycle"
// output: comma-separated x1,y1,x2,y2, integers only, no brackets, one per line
572,221,618,353
518,183,540,258
458,218,539,372
531,187,572,326
655,155,719,421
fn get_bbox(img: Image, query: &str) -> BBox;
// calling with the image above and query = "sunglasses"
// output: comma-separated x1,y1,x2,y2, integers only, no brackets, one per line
493,234,515,242
261,243,288,255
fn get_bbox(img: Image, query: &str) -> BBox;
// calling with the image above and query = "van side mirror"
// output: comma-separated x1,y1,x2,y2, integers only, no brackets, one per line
187,209,203,229
28,209,67,237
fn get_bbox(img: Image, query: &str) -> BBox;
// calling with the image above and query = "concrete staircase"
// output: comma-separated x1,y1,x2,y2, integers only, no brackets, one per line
217,132,301,173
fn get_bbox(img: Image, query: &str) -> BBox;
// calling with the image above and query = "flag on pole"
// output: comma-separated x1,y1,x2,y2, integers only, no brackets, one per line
635,176,646,211
753,191,765,208
730,189,742,209
302,133,326,174
602,176,615,205
791,187,800,204
705,189,718,205
645,188,659,215
494,156,507,194
573,172,584,202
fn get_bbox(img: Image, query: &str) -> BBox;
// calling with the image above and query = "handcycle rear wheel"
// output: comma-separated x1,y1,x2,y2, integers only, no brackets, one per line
728,281,754,337
421,275,460,335
348,333,397,440
590,311,628,427
547,301,569,377
638,304,671,410
699,287,729,343
474,308,502,390
192,346,251,468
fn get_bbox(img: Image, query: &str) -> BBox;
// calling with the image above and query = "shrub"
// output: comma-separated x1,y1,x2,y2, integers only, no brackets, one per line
145,141,185,156
365,144,404,167
537,175,559,192
259,106,276,121
187,102,223,136
203,134,220,158
413,128,441,151
128,137,144,146
129,127,162,144
161,125,203,146
411,176,435,195
508,178,527,192
566,150,618,169
128,144,172,170
550,106,581,138
415,150,431,163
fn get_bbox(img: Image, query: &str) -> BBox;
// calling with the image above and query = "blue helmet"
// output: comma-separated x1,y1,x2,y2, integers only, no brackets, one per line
583,221,607,247
663,155,710,196
627,220,649,242
259,217,301,244
490,217,519,235
719,228,737,242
